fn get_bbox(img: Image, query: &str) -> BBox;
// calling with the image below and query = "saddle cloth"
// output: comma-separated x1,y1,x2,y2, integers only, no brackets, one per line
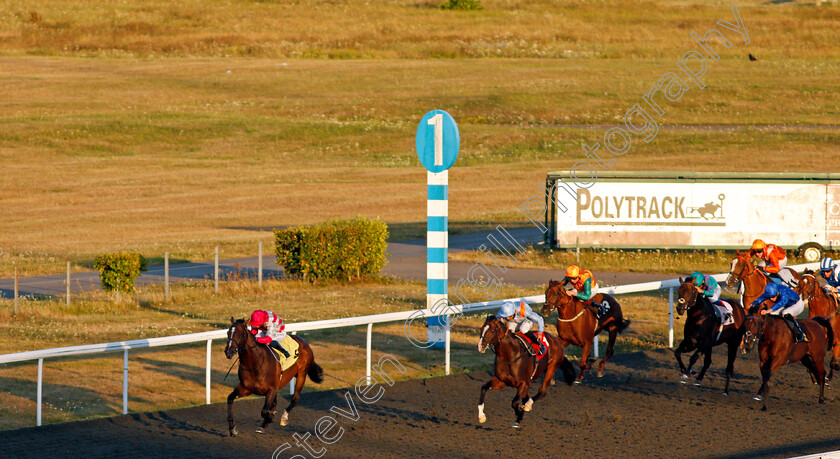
515,332,549,361
714,300,735,327
268,336,301,371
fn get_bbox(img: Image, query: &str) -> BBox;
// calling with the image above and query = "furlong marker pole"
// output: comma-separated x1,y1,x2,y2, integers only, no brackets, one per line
427,169,450,374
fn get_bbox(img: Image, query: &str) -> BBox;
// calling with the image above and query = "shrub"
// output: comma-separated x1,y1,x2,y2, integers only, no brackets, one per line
440,0,483,11
94,252,147,293
274,217,388,281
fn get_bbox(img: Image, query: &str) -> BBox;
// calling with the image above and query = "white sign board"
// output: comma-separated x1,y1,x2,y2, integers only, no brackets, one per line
554,181,840,249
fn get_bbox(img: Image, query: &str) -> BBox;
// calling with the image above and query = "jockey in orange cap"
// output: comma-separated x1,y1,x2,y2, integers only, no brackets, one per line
249,310,290,358
747,239,797,288
561,264,605,318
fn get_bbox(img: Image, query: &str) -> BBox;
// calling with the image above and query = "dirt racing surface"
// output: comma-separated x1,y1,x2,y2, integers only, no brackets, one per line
3,347,840,459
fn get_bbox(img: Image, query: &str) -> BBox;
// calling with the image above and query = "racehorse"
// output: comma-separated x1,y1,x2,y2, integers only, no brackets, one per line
674,278,745,393
741,314,833,411
726,251,801,307
224,318,324,436
477,315,575,428
542,280,630,383
797,270,838,318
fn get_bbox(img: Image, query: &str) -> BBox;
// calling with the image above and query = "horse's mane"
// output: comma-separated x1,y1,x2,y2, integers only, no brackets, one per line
803,268,815,275
234,318,246,325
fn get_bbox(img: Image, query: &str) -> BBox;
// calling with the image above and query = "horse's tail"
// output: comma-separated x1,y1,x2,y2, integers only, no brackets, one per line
602,294,630,334
617,318,631,334
308,362,324,384
559,357,576,385
812,316,834,350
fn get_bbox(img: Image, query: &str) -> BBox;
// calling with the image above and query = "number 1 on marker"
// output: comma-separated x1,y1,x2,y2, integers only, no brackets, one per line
427,113,443,166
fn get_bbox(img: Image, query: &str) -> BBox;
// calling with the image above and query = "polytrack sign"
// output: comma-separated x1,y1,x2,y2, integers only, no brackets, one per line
542,171,840,262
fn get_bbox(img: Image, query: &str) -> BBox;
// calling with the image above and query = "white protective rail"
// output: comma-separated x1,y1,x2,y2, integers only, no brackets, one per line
0,262,818,426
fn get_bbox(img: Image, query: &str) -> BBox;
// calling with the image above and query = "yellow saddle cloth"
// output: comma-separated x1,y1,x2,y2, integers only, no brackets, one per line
269,336,300,371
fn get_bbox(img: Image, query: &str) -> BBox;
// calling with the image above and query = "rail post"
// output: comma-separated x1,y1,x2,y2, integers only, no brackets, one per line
593,335,599,358
123,350,129,414
206,339,212,405
37,358,43,426
258,241,263,288
66,261,71,307
14,263,19,316
444,315,450,375
214,246,219,294
290,331,297,395
366,323,373,384
165,252,170,301
668,287,675,348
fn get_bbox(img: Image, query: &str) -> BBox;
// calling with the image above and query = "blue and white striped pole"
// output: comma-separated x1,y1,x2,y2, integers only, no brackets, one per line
415,110,459,372
426,170,449,351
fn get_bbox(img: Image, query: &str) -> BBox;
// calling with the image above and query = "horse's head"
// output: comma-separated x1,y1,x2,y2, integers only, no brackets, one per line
225,317,251,359
726,250,751,287
676,278,699,315
478,315,507,353
543,279,571,317
741,316,763,354
797,272,818,299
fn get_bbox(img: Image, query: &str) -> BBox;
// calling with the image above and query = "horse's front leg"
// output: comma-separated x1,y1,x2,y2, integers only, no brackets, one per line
227,383,251,437
674,339,695,382
511,382,530,427
478,377,506,424
693,346,714,385
576,337,593,383
257,388,279,434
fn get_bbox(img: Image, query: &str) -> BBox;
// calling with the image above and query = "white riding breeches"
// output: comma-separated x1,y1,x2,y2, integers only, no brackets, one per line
769,299,805,318
507,319,534,334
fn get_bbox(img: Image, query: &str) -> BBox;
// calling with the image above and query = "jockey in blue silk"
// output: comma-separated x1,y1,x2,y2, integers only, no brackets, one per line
750,283,808,343
689,271,721,304
820,257,840,293
496,301,546,354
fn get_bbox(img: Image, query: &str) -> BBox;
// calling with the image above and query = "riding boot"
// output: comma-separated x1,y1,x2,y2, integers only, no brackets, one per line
269,340,291,358
526,332,545,355
585,302,601,318
783,314,808,343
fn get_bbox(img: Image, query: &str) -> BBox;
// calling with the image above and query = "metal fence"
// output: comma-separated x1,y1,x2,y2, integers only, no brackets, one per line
0,262,818,426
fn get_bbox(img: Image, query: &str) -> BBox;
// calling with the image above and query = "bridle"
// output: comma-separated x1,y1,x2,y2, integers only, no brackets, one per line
225,323,260,376
544,285,587,322
742,315,764,351
676,283,698,314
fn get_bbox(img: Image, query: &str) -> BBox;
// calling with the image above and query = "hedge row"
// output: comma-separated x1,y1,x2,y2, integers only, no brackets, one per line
94,252,147,293
274,218,388,281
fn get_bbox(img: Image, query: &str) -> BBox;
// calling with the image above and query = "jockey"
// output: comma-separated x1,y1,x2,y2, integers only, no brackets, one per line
496,301,546,354
750,283,808,343
249,310,291,358
689,271,731,324
747,239,797,287
689,271,722,304
820,257,840,294
561,264,604,318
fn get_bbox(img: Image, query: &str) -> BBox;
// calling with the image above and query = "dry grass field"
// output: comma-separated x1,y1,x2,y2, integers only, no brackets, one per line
1,57,838,276
0,0,838,276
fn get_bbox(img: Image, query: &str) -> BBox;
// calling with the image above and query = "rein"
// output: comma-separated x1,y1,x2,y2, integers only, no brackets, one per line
484,324,528,364
546,288,588,323
224,328,260,380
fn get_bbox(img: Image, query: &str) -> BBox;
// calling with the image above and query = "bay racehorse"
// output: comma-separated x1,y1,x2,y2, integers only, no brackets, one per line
741,313,833,411
542,280,630,383
477,315,575,428
225,318,324,436
726,251,801,307
674,278,745,393
797,270,838,318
